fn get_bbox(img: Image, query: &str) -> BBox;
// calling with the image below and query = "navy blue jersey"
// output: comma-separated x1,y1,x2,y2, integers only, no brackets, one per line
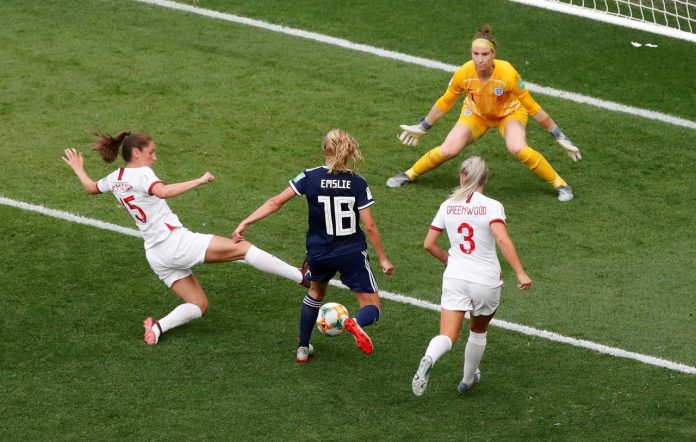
289,166,374,260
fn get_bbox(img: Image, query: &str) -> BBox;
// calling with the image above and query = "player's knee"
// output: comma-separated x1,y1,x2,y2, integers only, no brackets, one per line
507,142,526,156
194,297,209,315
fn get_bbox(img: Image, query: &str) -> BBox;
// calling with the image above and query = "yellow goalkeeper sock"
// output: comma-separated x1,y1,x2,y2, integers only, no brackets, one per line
405,146,447,181
515,146,566,188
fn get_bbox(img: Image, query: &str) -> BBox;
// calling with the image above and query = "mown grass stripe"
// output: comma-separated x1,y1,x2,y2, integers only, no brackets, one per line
134,0,696,130
3,195,693,375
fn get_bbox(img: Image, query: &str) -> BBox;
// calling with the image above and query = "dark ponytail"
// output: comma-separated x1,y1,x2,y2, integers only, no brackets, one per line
91,131,152,163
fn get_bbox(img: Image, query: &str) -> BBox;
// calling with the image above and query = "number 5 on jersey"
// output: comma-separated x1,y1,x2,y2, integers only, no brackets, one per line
120,195,147,223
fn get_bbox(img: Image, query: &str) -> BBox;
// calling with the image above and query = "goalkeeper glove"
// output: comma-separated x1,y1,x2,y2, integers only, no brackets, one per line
398,117,432,146
550,126,582,161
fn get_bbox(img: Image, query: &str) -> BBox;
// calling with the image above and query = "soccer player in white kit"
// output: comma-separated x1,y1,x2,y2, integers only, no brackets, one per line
411,156,532,396
62,131,309,345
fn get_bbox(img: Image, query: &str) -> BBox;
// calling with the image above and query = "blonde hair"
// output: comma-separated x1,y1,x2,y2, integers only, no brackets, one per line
323,128,363,173
450,156,489,202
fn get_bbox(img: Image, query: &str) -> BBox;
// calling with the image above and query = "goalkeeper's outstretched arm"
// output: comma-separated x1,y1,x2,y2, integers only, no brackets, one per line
397,105,448,147
533,110,582,162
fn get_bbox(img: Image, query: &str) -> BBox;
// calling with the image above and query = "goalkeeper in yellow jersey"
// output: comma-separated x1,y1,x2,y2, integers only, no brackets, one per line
386,25,581,202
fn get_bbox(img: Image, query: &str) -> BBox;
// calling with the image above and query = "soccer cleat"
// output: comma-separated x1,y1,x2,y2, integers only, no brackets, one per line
457,368,481,394
298,258,311,289
143,317,160,346
386,172,411,188
412,355,434,397
296,343,314,363
556,185,574,202
343,317,374,354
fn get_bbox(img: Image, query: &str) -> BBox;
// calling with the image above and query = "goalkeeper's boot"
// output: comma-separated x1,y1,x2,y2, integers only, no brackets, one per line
386,172,411,188
344,317,374,354
143,317,160,346
296,343,314,363
557,185,574,202
412,355,434,397
457,368,481,394
298,258,311,289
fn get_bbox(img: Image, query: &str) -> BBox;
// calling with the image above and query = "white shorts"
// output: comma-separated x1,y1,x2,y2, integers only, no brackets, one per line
441,276,501,316
145,228,214,287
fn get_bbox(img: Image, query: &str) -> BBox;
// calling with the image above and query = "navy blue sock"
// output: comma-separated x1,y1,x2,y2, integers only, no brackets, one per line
298,294,321,347
355,304,380,327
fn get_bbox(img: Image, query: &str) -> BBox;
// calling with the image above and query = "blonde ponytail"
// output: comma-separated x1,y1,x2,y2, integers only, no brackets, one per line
450,156,489,202
323,129,363,173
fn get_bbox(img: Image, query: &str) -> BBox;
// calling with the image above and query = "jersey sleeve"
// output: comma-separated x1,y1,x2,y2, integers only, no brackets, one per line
289,170,307,196
140,167,163,195
489,200,507,225
96,176,111,194
434,65,468,113
356,181,375,210
430,201,447,231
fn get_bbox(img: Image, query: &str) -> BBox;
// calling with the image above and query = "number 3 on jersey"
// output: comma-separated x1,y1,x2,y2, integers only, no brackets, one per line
318,196,356,236
457,222,475,254
120,195,147,223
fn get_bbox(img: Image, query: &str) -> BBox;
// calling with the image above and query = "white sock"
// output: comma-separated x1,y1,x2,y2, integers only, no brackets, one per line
463,331,487,385
424,335,453,364
158,303,203,334
244,245,302,283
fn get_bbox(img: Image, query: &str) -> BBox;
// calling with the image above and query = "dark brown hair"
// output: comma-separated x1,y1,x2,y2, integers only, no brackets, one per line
473,25,497,49
90,131,153,163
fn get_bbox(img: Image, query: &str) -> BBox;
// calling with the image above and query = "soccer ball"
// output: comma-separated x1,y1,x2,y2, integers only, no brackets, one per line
316,302,350,337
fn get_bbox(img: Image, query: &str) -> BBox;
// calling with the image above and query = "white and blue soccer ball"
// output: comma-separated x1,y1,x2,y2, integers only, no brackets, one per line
316,302,349,337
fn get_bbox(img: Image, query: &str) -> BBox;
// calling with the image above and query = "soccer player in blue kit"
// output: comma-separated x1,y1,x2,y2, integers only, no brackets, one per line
233,129,394,363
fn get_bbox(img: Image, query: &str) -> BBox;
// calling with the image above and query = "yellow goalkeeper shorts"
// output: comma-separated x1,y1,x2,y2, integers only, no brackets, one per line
457,105,528,140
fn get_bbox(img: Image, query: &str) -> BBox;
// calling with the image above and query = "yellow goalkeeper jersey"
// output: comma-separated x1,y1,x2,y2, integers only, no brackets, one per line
435,59,542,120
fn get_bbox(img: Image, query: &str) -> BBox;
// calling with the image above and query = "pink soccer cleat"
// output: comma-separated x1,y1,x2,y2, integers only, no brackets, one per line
143,317,160,345
343,317,373,354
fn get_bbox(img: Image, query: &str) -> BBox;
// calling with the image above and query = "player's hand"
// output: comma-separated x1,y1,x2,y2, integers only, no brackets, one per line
62,148,84,170
397,117,431,146
231,224,246,243
516,272,532,290
549,126,581,161
199,172,215,184
556,134,582,161
379,256,394,276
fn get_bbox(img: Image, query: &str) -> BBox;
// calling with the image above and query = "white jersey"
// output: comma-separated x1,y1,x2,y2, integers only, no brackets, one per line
97,166,183,249
430,192,506,287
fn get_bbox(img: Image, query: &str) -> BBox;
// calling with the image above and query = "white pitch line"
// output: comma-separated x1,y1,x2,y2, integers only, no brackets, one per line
133,0,696,131
3,195,693,375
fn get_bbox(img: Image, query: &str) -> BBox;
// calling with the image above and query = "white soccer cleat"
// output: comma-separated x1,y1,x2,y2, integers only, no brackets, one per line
457,368,481,394
556,185,574,202
296,344,314,363
412,355,434,397
386,172,411,188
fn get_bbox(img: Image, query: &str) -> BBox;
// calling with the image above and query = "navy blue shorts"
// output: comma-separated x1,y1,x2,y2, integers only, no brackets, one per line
307,250,378,293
